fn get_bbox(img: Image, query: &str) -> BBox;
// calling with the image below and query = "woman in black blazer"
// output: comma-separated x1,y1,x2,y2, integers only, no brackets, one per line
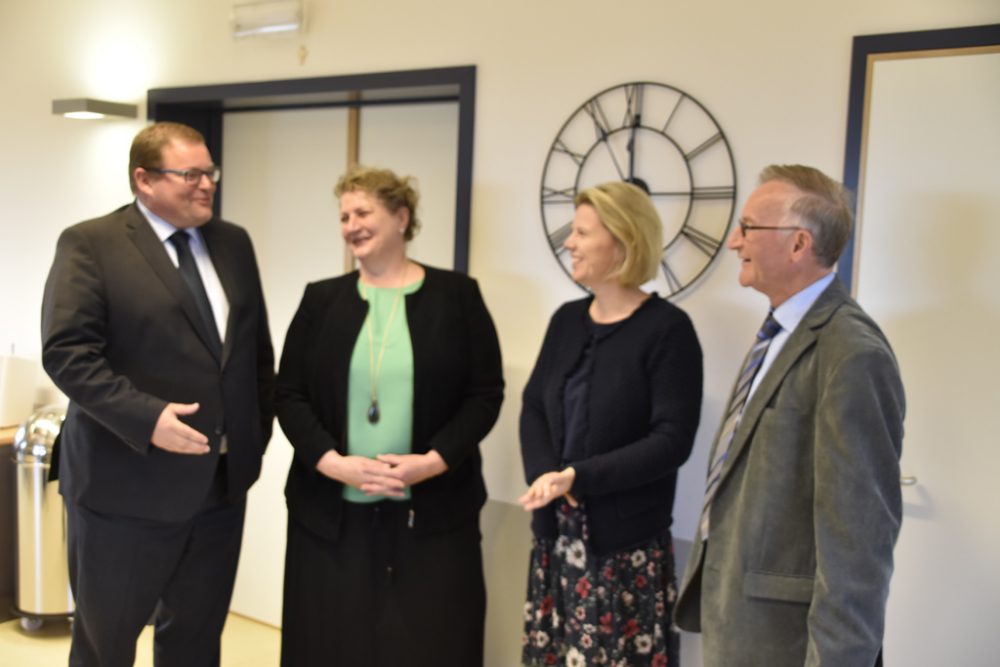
519,182,702,666
276,166,504,666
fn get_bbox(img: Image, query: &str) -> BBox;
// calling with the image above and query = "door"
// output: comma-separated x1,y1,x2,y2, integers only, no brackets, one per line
852,46,1000,665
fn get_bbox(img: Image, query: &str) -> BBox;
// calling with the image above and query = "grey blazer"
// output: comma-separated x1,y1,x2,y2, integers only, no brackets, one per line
675,278,905,667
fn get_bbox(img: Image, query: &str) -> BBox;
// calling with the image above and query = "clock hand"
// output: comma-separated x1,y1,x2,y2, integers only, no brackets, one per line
584,100,626,180
627,112,640,181
625,84,644,183
600,135,626,181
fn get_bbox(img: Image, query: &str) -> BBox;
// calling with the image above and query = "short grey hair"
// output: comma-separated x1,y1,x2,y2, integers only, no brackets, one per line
759,164,854,267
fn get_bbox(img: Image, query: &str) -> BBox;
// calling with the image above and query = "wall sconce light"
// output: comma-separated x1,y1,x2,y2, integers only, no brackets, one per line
232,0,304,39
52,98,138,120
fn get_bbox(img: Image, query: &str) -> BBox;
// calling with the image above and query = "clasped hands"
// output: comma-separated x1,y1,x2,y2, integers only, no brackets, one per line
316,449,448,497
518,467,578,511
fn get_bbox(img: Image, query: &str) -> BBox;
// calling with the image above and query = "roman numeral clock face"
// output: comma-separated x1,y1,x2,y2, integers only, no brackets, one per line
540,82,737,298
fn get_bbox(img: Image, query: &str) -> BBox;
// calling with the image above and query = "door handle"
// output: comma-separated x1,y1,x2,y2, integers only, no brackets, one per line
900,475,918,486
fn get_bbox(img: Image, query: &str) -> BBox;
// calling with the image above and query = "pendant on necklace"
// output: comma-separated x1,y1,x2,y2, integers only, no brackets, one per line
367,400,380,424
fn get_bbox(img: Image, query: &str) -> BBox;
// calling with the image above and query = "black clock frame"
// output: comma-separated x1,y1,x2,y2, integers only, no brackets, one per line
540,81,737,298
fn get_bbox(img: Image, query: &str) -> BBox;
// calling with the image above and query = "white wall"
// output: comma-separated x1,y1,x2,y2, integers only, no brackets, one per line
6,0,997,532
2,0,997,654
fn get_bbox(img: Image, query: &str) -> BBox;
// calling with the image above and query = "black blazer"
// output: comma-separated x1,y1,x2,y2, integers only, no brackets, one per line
520,295,702,556
41,203,275,522
275,265,504,540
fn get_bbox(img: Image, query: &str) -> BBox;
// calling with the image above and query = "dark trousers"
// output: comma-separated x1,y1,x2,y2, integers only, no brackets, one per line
65,462,245,667
281,501,485,667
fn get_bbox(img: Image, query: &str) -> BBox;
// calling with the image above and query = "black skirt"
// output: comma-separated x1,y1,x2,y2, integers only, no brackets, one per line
281,500,485,667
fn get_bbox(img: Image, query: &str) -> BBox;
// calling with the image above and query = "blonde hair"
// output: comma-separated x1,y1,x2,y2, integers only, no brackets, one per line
334,165,421,241
574,182,662,288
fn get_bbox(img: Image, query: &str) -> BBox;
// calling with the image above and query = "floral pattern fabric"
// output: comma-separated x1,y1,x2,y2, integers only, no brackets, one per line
522,500,680,667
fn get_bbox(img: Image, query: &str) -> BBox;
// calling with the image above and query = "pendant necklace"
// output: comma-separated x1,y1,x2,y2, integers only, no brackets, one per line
361,265,406,424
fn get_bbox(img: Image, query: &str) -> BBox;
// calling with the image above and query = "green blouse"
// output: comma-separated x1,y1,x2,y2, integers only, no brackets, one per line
343,277,423,503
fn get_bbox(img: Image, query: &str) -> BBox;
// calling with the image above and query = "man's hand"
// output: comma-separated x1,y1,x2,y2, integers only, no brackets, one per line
151,402,210,455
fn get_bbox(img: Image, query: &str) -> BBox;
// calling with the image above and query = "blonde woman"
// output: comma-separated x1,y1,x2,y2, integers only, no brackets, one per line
519,182,702,666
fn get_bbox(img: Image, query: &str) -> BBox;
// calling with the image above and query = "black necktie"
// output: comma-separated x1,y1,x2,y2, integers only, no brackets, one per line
169,231,222,357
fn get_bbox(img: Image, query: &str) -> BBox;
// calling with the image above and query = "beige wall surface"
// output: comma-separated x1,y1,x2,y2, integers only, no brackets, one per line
2,0,998,660
5,0,994,522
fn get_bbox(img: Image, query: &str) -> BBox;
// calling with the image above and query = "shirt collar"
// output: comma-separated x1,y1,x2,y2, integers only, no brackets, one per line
135,199,199,245
772,272,836,335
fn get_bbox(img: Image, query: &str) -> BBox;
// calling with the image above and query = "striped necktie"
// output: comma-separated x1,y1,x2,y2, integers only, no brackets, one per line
699,311,781,540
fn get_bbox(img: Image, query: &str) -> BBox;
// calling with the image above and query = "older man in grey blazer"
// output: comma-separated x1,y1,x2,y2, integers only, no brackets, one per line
675,165,904,666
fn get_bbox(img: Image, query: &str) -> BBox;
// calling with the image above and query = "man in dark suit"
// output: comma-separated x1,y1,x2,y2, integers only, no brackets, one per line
675,165,905,666
41,122,275,667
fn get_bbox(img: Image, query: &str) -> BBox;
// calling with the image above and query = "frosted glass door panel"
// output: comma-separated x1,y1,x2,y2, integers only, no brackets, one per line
222,107,349,626
359,102,459,271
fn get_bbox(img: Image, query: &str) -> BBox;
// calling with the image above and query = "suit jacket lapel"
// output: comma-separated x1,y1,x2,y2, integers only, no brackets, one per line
717,279,849,485
126,205,223,365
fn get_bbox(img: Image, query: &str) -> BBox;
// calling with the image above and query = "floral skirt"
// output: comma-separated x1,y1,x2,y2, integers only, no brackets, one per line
522,500,679,667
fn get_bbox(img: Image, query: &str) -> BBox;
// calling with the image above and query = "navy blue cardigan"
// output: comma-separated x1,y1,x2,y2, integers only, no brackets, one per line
276,266,504,540
520,295,703,557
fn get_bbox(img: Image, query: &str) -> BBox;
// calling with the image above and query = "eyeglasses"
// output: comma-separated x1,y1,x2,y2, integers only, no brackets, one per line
738,220,804,236
144,167,221,185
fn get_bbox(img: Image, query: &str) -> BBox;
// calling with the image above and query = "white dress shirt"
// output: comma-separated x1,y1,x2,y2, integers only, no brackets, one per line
136,199,229,344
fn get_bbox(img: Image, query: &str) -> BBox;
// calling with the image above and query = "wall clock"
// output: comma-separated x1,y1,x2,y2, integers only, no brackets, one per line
540,81,737,298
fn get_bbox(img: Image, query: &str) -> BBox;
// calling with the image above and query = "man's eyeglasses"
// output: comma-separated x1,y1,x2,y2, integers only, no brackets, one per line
144,167,221,185
738,220,804,236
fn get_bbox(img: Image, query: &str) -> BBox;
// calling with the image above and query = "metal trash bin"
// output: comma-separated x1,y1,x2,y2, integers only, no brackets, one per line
12,404,74,631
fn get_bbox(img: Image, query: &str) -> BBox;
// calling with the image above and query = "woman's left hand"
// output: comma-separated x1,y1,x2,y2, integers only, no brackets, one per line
518,467,578,511
376,450,449,488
